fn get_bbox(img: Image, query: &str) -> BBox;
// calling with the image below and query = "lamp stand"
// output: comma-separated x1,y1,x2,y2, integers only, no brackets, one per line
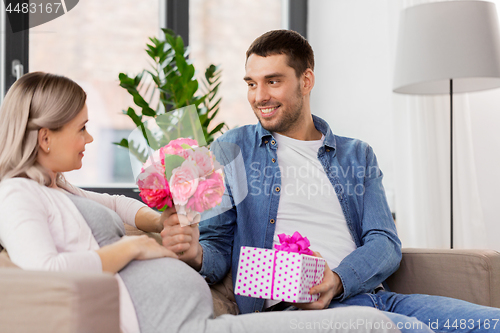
450,79,454,249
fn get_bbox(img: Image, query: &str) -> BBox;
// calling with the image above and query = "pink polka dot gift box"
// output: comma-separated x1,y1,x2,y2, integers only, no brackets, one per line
234,233,326,303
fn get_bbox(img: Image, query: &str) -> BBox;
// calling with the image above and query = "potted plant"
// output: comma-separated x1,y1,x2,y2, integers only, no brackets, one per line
115,28,227,163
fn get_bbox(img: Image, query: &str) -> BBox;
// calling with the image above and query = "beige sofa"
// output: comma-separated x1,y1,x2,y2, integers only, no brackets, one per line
1,226,499,333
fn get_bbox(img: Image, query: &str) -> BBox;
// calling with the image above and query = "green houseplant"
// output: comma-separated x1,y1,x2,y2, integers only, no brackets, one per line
115,28,227,163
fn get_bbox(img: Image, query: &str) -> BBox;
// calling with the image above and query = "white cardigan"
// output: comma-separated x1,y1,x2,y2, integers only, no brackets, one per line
0,177,146,333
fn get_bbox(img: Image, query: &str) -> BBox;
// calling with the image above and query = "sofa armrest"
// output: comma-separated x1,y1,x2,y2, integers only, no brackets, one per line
385,248,500,308
0,267,121,333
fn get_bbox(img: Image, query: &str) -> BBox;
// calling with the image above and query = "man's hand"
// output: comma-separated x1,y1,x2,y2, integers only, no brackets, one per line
160,205,203,271
291,252,343,310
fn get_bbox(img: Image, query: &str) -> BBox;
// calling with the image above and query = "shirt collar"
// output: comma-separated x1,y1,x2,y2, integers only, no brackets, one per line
312,114,336,150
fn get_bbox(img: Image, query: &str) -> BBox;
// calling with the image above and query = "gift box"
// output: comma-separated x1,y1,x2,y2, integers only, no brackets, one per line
234,246,326,303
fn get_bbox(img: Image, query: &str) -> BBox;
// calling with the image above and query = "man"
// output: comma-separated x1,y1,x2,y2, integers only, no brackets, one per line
161,30,499,332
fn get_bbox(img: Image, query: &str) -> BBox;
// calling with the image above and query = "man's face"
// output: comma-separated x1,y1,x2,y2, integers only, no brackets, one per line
244,54,305,134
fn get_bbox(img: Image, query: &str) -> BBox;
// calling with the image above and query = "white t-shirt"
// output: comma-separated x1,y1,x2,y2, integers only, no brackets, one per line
265,132,357,308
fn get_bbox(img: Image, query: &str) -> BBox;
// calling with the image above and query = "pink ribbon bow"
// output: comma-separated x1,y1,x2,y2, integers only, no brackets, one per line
274,231,314,255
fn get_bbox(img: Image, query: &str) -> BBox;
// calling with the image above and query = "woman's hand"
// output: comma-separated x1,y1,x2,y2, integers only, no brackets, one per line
125,235,178,260
96,235,177,274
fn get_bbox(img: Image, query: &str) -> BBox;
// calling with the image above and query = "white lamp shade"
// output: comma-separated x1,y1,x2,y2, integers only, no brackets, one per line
394,1,500,95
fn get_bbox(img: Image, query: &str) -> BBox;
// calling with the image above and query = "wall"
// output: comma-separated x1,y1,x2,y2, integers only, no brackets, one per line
308,0,395,211
469,91,500,251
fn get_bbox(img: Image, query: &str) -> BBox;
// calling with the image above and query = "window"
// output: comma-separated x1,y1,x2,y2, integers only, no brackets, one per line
28,0,161,186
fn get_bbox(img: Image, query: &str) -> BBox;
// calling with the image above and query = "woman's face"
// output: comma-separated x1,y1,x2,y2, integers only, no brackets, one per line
42,104,94,173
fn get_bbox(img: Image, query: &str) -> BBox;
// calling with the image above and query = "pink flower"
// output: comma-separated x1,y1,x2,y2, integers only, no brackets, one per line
169,159,200,206
187,171,225,212
141,149,164,172
160,138,198,161
137,163,172,210
192,147,216,176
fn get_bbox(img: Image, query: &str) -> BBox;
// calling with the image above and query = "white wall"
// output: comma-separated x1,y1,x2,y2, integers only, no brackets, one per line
469,91,500,251
308,0,396,210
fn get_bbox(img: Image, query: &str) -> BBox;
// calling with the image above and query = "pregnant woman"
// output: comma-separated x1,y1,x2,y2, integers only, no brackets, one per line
0,72,399,333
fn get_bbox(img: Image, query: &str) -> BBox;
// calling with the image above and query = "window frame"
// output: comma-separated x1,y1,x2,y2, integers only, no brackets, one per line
1,1,29,102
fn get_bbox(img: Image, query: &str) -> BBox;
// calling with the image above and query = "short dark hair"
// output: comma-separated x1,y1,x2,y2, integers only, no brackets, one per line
246,29,315,78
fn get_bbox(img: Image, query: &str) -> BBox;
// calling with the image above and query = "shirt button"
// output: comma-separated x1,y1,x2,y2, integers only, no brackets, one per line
270,219,275,224
275,187,280,192
272,158,276,163
271,140,276,145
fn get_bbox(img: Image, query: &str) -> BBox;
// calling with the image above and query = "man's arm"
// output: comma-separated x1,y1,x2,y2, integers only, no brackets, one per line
296,144,400,307
332,144,402,301
197,204,237,283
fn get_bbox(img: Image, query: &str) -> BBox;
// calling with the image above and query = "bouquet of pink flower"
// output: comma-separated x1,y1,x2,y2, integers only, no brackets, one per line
136,138,225,226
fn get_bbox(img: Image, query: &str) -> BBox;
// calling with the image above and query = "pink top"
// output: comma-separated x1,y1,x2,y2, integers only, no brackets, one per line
0,178,146,333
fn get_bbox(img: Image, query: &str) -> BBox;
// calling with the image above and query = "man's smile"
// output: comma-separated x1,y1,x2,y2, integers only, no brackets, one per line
259,105,280,117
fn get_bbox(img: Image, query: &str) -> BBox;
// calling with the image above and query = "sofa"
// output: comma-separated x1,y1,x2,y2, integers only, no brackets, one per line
1,224,499,333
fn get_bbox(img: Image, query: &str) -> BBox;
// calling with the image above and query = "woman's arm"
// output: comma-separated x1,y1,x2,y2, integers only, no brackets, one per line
0,179,177,274
0,180,102,272
134,206,163,233
66,184,164,234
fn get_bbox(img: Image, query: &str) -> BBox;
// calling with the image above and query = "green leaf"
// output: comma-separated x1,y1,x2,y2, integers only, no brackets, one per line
126,108,143,128
133,94,148,109
205,64,217,81
165,33,176,48
134,72,143,86
164,154,186,181
142,107,156,117
199,113,208,125
113,138,129,148
185,64,195,81
208,123,225,136
128,139,148,163
143,126,160,150
208,97,222,113
118,73,135,87
208,83,221,102
146,70,161,86
175,52,187,75
174,36,185,54
208,107,220,121
193,97,205,108
161,28,176,38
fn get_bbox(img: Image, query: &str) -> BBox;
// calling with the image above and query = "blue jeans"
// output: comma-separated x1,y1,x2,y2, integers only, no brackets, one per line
328,291,500,333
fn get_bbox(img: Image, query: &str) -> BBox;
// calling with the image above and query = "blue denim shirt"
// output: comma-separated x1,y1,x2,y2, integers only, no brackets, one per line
198,115,402,314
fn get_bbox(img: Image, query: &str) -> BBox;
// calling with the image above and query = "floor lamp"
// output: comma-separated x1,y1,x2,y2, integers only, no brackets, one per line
393,1,500,249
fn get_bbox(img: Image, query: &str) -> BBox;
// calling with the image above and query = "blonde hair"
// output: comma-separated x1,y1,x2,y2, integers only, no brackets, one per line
0,72,87,187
